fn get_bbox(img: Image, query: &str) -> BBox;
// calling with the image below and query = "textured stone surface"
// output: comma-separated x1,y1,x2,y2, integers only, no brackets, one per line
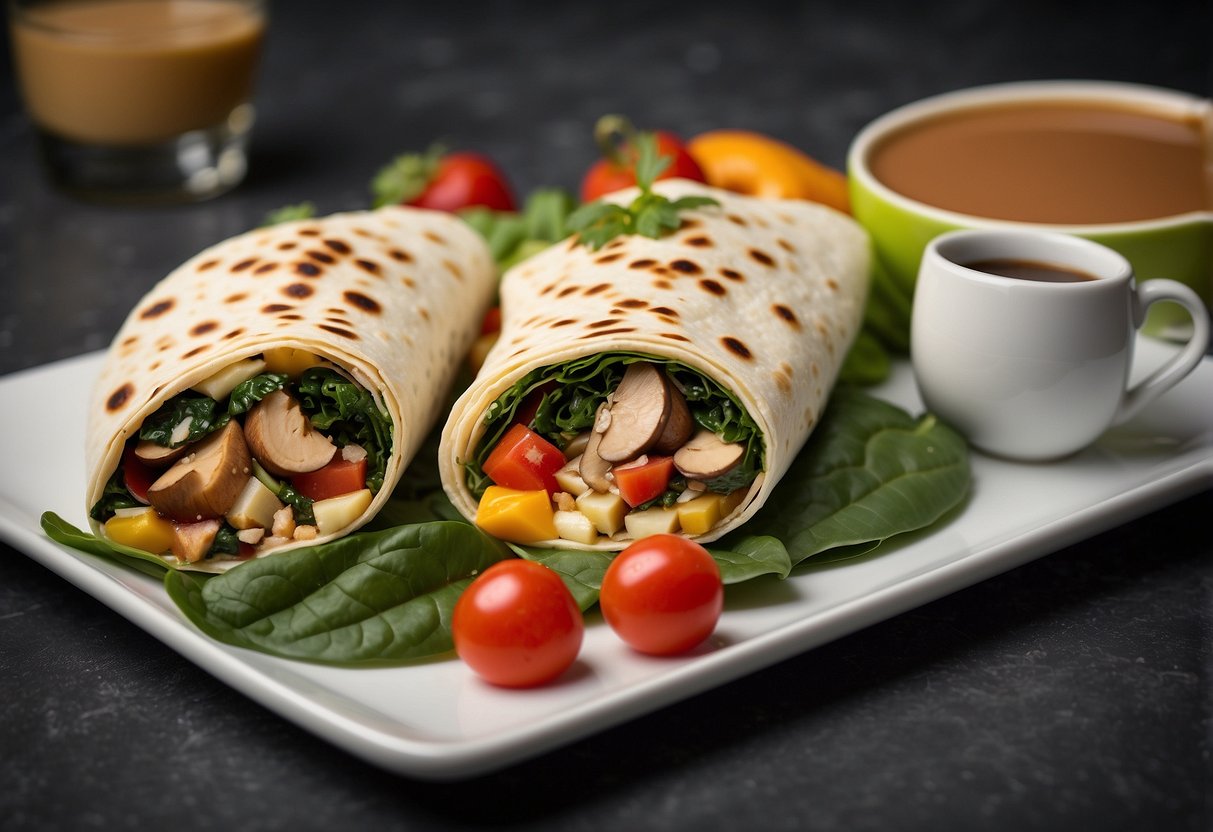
1,0,1209,829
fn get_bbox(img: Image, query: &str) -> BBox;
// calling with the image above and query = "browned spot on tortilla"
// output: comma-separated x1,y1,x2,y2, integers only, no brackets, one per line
326,317,353,327
811,362,821,378
721,336,753,360
223,328,245,340
629,258,658,269
120,335,138,347
344,290,381,314
190,321,218,337
443,259,463,280
826,277,839,291
283,282,313,299
595,253,624,264
355,259,382,276
149,361,161,371
777,238,796,253
669,259,702,275
183,345,209,359
699,279,726,296
552,319,577,327
680,218,702,230
773,362,794,395
653,279,673,290
231,258,259,272
584,283,611,296
589,318,621,328
298,228,321,237
224,292,248,303
557,286,581,298
727,214,749,227
684,235,713,247
539,284,555,296
306,250,336,265
280,314,303,321
319,325,358,338
106,383,133,412
424,231,447,245
295,261,322,277
402,276,416,288
419,307,430,321
262,303,292,313
278,241,298,251
605,238,628,250
324,239,352,255
197,259,220,271
749,249,775,267
773,304,800,328
253,262,279,275
579,327,635,339
815,319,830,338
719,268,745,282
661,332,691,342
140,299,174,319
389,248,413,263
618,299,647,309
649,306,678,317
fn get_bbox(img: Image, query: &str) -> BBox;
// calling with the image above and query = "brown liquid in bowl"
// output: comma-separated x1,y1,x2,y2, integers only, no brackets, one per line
869,102,1211,224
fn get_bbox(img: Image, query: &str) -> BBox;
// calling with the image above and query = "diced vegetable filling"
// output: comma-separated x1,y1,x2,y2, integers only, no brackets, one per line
466,354,764,544
91,351,393,563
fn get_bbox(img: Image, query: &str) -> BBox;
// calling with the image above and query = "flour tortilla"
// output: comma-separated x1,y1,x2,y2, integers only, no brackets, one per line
440,180,870,549
87,206,495,570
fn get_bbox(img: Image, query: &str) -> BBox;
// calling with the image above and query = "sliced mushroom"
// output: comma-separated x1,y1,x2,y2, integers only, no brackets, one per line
579,405,614,492
650,380,693,454
146,421,252,521
597,363,671,463
673,429,746,480
243,390,336,477
170,519,221,564
133,439,188,468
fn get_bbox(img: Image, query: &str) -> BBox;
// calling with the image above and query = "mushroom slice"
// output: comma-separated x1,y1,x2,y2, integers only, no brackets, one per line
579,405,614,493
146,421,252,521
243,390,337,477
673,429,746,480
133,439,188,468
597,363,671,463
650,379,693,454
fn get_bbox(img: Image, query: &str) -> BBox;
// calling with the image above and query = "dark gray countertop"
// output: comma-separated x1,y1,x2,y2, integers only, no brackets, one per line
2,1,1210,829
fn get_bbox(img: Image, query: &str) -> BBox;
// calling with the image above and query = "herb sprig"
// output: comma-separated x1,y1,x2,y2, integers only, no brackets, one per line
566,133,717,250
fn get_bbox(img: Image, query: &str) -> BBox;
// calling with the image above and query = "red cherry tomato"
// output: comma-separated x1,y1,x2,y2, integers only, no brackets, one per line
411,152,517,212
122,444,155,504
480,306,502,335
482,423,565,494
291,455,367,502
613,456,674,508
580,130,706,202
600,534,723,656
453,559,584,687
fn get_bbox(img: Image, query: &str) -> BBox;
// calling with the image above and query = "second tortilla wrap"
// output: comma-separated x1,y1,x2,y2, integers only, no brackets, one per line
87,206,495,571
440,180,870,548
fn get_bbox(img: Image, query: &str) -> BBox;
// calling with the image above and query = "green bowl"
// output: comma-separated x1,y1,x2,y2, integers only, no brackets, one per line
847,81,1212,338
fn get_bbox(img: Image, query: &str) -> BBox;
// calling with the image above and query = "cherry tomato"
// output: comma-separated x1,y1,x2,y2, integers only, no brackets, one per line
291,455,367,502
453,559,584,687
121,444,155,504
482,423,565,494
411,152,516,212
480,306,502,335
580,129,706,202
613,456,674,508
600,534,723,656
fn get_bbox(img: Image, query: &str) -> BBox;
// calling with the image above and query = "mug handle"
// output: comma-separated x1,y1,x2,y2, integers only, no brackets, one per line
1116,279,1211,424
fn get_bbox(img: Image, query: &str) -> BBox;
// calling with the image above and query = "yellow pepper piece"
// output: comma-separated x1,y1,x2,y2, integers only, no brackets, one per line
687,129,851,214
676,493,725,536
262,347,321,377
105,509,175,554
475,486,558,543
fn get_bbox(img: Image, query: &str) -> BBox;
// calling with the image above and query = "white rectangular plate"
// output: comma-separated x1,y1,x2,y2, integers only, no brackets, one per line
1,338,1209,781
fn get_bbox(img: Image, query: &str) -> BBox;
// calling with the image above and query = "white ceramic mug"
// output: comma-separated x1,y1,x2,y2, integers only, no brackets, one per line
911,229,1211,461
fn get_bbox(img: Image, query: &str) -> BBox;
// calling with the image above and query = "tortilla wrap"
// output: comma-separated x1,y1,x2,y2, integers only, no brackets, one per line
87,206,495,571
440,180,870,549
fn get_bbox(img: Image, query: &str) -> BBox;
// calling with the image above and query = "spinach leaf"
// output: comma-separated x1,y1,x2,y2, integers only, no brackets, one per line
89,466,143,523
139,394,229,448
467,352,765,499
251,461,315,525
164,521,512,665
227,373,288,416
717,387,970,566
208,523,241,557
295,368,394,494
42,512,170,579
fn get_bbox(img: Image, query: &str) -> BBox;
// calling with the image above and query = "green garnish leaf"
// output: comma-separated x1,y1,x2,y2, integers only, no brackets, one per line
371,145,444,208
261,202,317,227
567,132,718,251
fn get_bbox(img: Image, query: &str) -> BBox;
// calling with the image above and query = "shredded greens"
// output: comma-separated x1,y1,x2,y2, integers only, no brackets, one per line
465,352,764,499
295,367,393,494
